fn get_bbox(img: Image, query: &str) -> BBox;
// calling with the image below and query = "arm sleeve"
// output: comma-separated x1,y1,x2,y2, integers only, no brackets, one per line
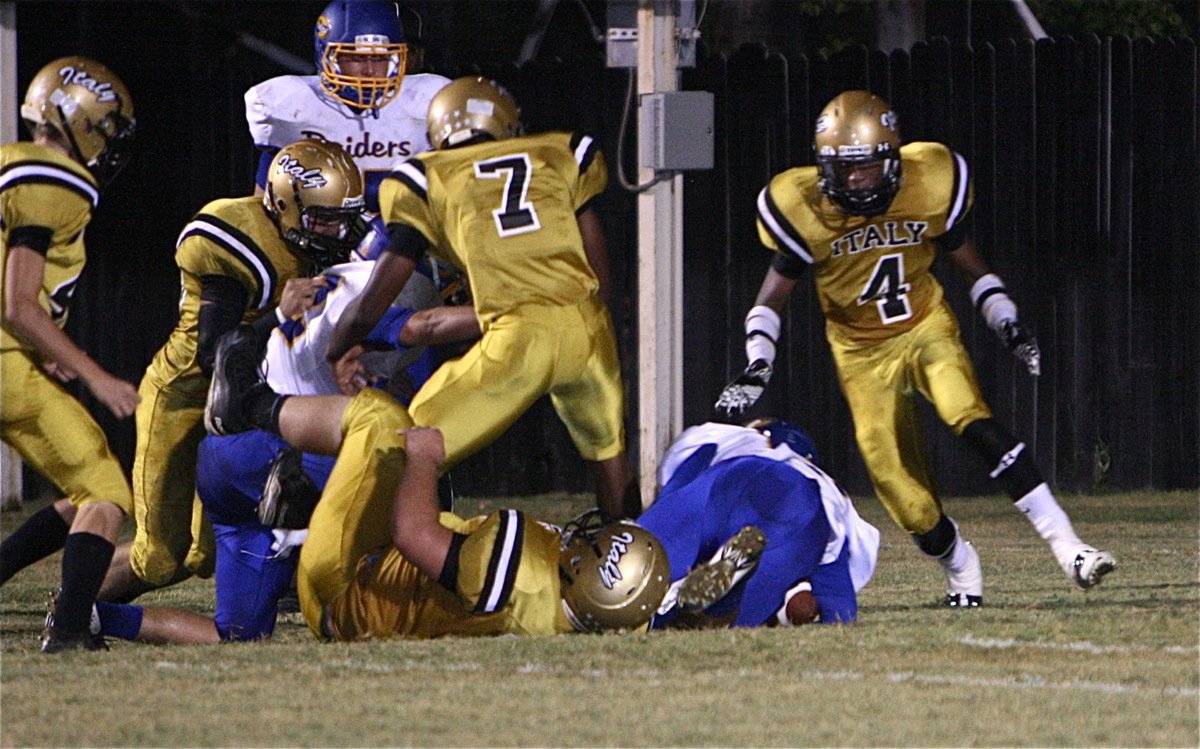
7,226,52,254
385,223,430,262
436,533,469,590
197,275,249,376
771,250,809,280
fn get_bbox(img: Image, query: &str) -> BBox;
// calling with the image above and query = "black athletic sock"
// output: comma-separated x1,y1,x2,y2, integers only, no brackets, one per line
247,383,288,435
54,532,115,633
0,504,71,585
914,514,957,558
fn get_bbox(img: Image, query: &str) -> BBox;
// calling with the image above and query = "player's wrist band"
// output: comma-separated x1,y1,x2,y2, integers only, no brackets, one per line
969,273,1018,331
745,305,781,366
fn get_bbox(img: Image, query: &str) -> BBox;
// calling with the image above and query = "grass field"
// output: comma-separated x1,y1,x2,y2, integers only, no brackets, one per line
1,489,1196,747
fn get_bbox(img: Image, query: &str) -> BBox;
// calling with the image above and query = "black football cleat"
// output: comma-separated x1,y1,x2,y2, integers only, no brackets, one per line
40,591,107,653
258,447,321,529
204,326,267,436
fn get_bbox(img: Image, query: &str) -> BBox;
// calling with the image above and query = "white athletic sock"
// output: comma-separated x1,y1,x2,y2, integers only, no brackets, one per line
1014,483,1085,564
940,532,972,573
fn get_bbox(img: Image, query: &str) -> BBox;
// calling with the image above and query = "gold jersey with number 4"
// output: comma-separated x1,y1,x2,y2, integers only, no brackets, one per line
756,141,973,344
380,131,606,328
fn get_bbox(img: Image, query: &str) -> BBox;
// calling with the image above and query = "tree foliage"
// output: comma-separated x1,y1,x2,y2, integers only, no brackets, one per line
1027,0,1190,38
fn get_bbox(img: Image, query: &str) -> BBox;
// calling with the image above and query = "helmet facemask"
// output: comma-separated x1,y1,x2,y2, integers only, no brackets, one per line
287,200,367,270
319,39,407,110
815,148,902,217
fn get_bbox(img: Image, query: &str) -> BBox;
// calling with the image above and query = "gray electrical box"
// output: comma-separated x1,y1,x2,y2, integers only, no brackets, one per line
640,91,714,171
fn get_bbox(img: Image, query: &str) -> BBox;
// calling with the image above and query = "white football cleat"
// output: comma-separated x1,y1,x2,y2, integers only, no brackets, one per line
1066,548,1117,590
944,539,983,608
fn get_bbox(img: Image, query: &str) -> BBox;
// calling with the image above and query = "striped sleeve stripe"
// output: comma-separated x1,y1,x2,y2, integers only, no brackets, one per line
177,214,277,309
946,150,970,231
756,187,813,264
475,509,525,614
570,132,598,172
392,160,428,202
0,162,99,208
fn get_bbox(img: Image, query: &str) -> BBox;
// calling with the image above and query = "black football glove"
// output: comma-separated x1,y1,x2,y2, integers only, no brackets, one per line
714,359,773,416
998,320,1041,376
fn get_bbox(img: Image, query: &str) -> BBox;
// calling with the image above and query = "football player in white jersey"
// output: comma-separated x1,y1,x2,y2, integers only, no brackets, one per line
244,0,450,213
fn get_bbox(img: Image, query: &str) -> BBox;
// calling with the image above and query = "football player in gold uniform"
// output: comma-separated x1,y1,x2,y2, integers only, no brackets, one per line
326,76,638,519
716,91,1115,605
199,335,669,639
99,139,368,602
0,57,138,651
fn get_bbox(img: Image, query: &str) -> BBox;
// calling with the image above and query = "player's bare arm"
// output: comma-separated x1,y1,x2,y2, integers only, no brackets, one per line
397,305,480,347
391,427,454,581
948,237,1041,376
577,207,611,303
3,244,140,418
714,265,800,416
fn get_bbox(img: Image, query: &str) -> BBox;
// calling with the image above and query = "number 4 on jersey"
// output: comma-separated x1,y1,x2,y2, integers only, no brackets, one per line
474,154,541,237
859,252,913,324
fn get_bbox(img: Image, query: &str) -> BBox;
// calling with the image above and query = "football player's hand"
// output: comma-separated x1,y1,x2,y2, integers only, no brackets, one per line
714,359,773,416
332,345,371,395
87,371,141,419
998,320,1041,376
278,277,327,320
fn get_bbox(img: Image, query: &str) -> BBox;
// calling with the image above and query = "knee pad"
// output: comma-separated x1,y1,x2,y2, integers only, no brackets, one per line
960,419,1043,499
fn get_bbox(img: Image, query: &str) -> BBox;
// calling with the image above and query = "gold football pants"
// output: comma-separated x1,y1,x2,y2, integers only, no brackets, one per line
828,301,992,535
1,349,132,512
129,369,213,585
297,388,412,636
409,297,626,466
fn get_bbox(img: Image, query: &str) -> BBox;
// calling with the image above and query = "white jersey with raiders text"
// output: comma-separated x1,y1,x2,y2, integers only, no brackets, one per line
244,73,449,211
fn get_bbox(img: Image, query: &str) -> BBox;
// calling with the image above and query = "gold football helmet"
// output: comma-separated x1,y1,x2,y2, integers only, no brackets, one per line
21,56,136,186
813,90,902,216
427,76,521,150
263,139,365,269
559,510,670,633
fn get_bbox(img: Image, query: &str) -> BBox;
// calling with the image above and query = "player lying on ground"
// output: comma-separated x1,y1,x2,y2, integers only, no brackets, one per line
646,420,880,628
